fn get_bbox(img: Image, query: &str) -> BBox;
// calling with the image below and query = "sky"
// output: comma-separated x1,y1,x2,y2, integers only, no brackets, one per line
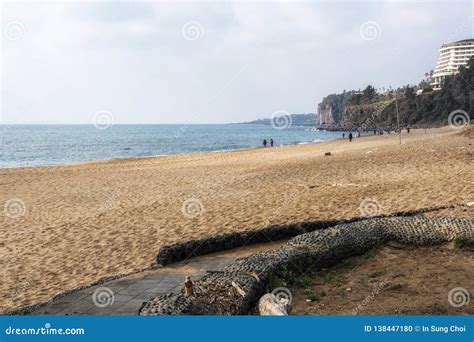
1,0,473,124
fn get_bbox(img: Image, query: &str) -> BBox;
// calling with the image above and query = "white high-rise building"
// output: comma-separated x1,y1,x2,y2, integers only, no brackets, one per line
430,39,474,90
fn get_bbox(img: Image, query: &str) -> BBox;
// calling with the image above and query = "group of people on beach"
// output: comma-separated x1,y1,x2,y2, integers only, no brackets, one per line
262,125,412,148
342,125,411,142
342,132,354,142
342,132,359,141
262,138,274,147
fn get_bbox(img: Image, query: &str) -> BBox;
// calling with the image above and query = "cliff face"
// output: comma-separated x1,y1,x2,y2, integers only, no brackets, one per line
317,91,357,125
318,57,474,129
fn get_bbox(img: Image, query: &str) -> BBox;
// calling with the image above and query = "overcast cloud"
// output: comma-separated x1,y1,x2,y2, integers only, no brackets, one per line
1,0,473,124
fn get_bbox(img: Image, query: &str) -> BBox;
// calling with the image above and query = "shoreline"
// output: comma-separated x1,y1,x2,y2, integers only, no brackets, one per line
0,126,418,171
0,133,341,171
1,126,472,313
5,123,435,171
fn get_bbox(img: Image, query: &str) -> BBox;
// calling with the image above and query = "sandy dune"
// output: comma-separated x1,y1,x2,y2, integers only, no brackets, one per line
1,126,472,312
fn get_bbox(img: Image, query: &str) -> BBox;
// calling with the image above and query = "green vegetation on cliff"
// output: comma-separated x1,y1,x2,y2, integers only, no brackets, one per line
319,57,474,129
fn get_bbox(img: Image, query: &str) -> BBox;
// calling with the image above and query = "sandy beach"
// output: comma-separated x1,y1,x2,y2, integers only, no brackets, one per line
1,126,472,313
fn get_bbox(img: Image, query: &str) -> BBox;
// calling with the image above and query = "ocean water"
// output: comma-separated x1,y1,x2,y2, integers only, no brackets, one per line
0,124,341,168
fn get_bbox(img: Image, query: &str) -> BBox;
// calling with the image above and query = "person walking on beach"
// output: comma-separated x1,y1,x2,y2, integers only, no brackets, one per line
263,139,267,147
270,138,274,147
342,133,345,139
348,132,353,142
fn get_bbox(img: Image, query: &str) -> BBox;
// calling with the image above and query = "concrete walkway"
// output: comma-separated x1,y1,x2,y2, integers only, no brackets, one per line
29,241,284,315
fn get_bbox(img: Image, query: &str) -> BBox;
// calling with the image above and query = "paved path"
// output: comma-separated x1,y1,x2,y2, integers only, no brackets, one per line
29,241,284,315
